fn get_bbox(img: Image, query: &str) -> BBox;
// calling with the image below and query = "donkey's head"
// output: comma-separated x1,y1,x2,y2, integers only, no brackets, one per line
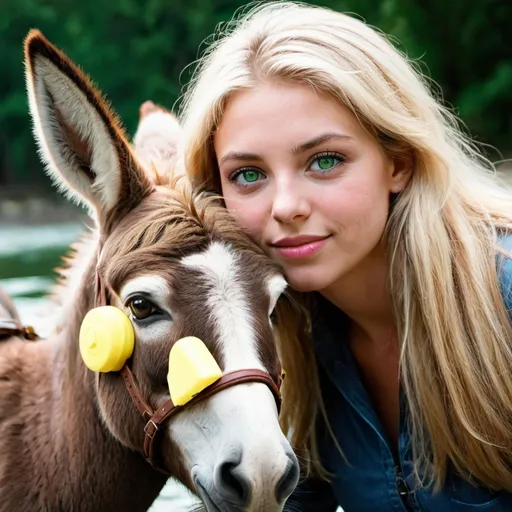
24,31,299,510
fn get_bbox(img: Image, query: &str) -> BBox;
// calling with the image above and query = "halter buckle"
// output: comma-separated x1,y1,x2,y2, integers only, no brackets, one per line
144,419,159,439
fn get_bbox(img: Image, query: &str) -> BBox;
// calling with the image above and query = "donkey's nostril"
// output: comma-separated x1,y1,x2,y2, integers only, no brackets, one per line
214,456,251,506
276,450,300,503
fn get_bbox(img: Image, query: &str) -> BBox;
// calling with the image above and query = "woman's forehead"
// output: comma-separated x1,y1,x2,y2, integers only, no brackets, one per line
214,83,371,159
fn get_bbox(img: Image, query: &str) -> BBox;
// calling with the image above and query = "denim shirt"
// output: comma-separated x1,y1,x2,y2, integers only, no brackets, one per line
284,236,512,512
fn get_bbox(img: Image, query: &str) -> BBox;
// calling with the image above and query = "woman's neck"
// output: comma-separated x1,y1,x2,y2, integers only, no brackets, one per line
320,242,396,345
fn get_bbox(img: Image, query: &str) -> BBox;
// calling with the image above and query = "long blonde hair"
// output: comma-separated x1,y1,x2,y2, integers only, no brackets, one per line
180,0,512,492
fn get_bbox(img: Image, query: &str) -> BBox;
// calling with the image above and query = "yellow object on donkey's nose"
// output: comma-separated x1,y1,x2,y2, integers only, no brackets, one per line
168,336,222,406
79,306,135,372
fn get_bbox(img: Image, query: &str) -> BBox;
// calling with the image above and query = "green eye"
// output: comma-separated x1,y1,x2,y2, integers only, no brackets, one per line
231,168,264,186
242,170,260,182
310,154,343,173
319,157,335,169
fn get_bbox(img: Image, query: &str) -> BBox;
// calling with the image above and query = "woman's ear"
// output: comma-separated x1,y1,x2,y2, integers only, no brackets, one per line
389,151,413,193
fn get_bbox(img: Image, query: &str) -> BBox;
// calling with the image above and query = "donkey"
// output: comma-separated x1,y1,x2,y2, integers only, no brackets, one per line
0,30,300,512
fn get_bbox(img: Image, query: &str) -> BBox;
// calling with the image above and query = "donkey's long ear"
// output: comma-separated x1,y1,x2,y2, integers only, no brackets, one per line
23,30,154,224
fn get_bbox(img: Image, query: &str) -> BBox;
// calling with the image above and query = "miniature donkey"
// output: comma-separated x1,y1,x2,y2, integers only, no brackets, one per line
0,30,299,512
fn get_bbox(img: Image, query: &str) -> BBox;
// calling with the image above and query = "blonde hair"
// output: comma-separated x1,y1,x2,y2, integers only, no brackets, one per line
180,0,512,492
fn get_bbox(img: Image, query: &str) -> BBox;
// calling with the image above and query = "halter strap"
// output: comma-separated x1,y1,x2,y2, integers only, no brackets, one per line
0,318,39,341
121,365,282,472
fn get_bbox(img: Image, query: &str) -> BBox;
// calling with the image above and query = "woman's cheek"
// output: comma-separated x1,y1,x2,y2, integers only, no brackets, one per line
225,198,265,238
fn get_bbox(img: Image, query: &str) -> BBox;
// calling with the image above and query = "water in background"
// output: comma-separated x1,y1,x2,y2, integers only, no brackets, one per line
0,222,201,512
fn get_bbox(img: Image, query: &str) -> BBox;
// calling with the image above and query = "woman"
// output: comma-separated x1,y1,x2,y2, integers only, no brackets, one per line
180,2,512,510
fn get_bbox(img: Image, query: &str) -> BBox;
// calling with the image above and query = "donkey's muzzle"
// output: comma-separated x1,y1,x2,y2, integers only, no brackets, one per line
201,445,299,510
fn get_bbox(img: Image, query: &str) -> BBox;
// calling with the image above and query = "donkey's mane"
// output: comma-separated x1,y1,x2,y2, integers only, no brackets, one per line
114,178,262,257
48,171,271,326
102,176,275,290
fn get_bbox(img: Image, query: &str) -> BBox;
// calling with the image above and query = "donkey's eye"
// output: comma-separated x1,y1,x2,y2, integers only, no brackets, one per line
128,297,158,320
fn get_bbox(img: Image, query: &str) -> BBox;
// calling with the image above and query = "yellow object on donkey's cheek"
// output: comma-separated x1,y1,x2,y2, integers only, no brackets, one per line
79,306,135,373
167,336,222,406
79,309,222,404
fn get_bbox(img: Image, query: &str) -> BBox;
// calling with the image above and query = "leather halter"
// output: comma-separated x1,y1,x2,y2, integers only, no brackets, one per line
95,260,284,474
0,318,39,341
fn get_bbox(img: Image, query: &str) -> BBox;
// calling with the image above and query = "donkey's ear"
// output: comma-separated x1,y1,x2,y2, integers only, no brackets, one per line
23,30,154,224
133,100,185,185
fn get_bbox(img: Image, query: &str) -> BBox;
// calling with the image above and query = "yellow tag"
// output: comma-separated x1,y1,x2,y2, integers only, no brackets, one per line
167,336,222,406
79,306,135,372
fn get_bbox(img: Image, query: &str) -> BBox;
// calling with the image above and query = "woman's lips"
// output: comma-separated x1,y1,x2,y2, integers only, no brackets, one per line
270,235,331,259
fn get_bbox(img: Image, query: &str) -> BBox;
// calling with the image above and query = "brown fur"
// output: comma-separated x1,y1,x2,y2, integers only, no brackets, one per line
0,30,287,512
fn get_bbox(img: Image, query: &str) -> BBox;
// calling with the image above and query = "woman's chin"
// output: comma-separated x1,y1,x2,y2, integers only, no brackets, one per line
284,270,333,293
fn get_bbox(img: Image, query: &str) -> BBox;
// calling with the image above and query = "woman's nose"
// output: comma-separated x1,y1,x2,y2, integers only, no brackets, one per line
271,182,311,224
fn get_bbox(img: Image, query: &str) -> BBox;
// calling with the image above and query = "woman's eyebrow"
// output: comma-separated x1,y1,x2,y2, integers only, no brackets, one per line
218,132,354,165
219,151,263,165
292,132,354,154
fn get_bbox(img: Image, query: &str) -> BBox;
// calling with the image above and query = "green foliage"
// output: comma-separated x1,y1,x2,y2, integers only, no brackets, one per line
1,0,510,189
